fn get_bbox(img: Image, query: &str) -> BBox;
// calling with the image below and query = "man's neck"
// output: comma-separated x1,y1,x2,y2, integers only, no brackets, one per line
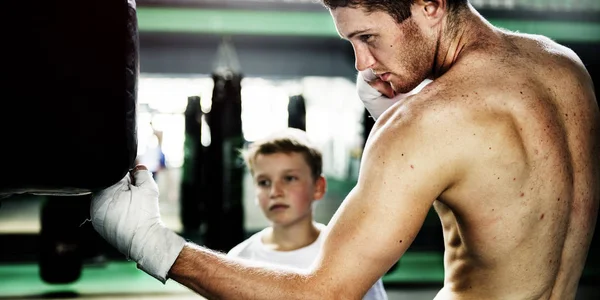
432,6,495,78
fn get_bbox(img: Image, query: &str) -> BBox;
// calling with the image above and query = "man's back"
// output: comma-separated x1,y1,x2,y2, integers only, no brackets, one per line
413,31,600,299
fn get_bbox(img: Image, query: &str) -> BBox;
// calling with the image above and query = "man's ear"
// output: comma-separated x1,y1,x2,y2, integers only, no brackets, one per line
413,0,447,25
313,175,327,201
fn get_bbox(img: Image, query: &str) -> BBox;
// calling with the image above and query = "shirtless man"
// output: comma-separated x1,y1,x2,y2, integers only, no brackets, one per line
90,1,599,299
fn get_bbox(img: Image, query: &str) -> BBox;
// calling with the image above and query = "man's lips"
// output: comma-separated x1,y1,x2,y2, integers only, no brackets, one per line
378,72,391,81
269,204,289,211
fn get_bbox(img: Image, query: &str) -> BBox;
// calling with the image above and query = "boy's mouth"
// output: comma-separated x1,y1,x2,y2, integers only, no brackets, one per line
269,204,289,211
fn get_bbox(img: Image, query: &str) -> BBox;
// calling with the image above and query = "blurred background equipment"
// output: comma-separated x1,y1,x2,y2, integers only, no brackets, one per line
201,38,246,252
180,95,205,234
288,94,307,131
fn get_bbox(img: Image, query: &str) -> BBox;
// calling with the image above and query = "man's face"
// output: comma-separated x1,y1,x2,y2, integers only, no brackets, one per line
331,5,435,93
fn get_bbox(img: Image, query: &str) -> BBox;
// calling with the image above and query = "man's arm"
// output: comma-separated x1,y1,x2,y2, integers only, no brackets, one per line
170,245,313,299
167,102,461,299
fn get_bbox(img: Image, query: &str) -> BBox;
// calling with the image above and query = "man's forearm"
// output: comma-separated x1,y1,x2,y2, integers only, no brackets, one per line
168,243,321,299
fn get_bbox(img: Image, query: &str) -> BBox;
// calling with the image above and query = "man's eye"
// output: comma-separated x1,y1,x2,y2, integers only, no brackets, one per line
257,180,270,187
359,34,373,43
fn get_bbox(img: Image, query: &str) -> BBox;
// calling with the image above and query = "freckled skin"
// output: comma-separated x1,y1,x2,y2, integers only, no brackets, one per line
422,24,599,297
420,23,599,300
399,30,600,297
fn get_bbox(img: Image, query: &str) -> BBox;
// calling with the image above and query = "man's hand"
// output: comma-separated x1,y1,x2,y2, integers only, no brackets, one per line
357,70,433,120
90,165,186,283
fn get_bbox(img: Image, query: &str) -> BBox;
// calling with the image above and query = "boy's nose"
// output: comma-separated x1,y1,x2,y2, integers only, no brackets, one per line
269,182,284,198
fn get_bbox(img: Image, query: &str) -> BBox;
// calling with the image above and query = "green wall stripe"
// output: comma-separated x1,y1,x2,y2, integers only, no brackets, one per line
137,8,600,42
137,8,339,37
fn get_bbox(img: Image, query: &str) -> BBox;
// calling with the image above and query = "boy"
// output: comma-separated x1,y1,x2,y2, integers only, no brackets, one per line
228,128,388,300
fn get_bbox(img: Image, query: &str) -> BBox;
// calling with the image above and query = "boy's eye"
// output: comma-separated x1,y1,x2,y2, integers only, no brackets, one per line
284,176,297,182
257,180,270,187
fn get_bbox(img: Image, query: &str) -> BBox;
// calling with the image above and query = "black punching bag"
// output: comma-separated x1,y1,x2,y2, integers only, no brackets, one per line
0,0,138,197
180,96,204,234
288,94,307,131
203,68,246,252
1,0,140,284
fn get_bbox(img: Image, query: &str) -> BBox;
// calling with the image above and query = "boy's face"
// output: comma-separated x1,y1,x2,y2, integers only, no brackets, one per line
252,152,325,227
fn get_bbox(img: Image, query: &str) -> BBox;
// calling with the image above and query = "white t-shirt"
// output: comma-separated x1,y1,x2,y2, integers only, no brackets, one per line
227,223,388,300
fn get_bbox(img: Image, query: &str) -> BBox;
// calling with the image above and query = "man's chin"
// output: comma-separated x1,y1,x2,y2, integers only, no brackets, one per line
390,83,411,95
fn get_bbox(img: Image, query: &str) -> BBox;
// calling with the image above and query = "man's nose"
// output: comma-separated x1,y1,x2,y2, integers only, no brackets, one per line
354,45,376,71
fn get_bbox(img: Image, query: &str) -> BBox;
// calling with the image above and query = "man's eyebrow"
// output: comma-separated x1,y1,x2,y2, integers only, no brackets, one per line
344,29,370,40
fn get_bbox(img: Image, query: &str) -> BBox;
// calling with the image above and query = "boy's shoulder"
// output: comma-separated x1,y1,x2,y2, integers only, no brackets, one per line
228,223,328,257
226,229,266,257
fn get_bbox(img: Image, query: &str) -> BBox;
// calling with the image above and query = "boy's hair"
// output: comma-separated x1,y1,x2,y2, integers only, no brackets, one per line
320,0,468,24
241,128,323,180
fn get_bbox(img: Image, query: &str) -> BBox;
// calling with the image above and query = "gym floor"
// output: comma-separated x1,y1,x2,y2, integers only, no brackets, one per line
0,168,598,299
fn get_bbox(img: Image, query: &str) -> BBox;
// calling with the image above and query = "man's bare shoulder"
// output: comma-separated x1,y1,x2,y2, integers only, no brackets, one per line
380,80,494,127
376,85,461,136
359,92,469,201
375,76,528,168
371,86,485,170
501,30,588,72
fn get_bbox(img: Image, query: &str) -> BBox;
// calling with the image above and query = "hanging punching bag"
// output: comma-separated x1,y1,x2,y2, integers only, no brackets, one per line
0,0,138,197
1,0,139,285
180,96,205,234
288,94,307,131
203,68,246,252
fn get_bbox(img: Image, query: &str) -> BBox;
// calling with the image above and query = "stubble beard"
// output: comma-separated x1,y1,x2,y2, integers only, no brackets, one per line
390,18,434,94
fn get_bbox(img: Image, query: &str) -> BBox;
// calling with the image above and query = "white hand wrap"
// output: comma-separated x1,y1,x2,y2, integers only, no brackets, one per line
90,169,186,283
357,70,433,120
